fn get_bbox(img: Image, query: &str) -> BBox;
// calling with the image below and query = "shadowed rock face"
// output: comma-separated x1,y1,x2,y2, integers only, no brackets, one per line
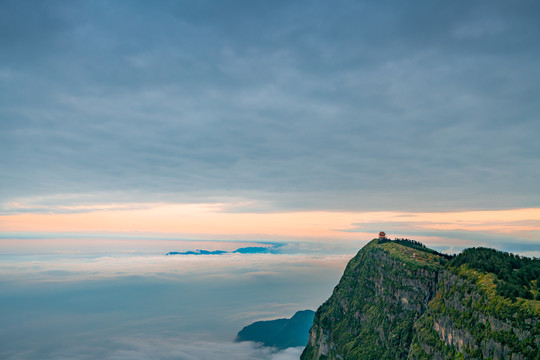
236,310,315,349
301,240,540,360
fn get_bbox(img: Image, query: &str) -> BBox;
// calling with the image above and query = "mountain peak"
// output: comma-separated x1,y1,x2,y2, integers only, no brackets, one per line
301,240,539,360
236,310,315,350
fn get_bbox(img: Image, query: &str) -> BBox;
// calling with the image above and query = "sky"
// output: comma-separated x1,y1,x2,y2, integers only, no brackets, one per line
1,0,539,251
1,0,540,359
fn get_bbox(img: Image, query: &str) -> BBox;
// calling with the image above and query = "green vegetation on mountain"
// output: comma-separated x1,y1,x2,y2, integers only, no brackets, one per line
301,239,540,360
448,247,540,301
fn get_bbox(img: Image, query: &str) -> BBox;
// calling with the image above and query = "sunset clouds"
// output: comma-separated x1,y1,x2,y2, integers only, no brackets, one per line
1,202,539,254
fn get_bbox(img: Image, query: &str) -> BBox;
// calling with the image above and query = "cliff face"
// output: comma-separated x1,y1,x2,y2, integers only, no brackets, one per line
409,269,539,360
301,240,539,360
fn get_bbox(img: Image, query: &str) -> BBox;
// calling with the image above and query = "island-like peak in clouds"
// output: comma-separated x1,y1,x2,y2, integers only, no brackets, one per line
301,238,540,360
236,310,315,350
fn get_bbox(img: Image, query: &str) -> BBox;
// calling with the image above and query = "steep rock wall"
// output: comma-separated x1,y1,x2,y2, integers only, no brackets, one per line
409,270,539,360
301,240,441,360
302,240,540,360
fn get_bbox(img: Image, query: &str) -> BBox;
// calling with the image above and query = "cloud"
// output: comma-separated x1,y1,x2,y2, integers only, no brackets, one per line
0,248,352,290
103,338,304,360
7,337,305,360
341,208,540,253
0,249,340,359
1,1,540,212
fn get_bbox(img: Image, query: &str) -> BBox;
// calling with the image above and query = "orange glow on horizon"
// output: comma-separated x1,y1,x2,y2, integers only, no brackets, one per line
1,203,540,242
0,203,366,240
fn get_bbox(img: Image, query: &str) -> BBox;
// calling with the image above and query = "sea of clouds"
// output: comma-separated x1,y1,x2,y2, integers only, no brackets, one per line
0,240,353,360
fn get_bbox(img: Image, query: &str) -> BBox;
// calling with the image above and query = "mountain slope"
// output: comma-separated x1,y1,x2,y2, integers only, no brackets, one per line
301,239,540,360
236,310,315,349
409,249,540,359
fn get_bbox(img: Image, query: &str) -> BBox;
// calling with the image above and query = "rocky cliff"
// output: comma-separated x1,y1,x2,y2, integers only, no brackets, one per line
301,239,539,360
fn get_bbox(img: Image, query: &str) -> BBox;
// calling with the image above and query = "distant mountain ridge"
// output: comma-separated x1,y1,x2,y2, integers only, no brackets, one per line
301,239,540,360
166,246,277,256
236,310,315,349
167,249,227,255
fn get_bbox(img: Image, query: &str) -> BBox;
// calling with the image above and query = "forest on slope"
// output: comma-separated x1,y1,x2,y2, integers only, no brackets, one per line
302,239,540,360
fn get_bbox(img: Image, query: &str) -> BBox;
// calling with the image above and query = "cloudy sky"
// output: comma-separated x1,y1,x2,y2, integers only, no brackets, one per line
1,0,540,251
1,1,540,358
